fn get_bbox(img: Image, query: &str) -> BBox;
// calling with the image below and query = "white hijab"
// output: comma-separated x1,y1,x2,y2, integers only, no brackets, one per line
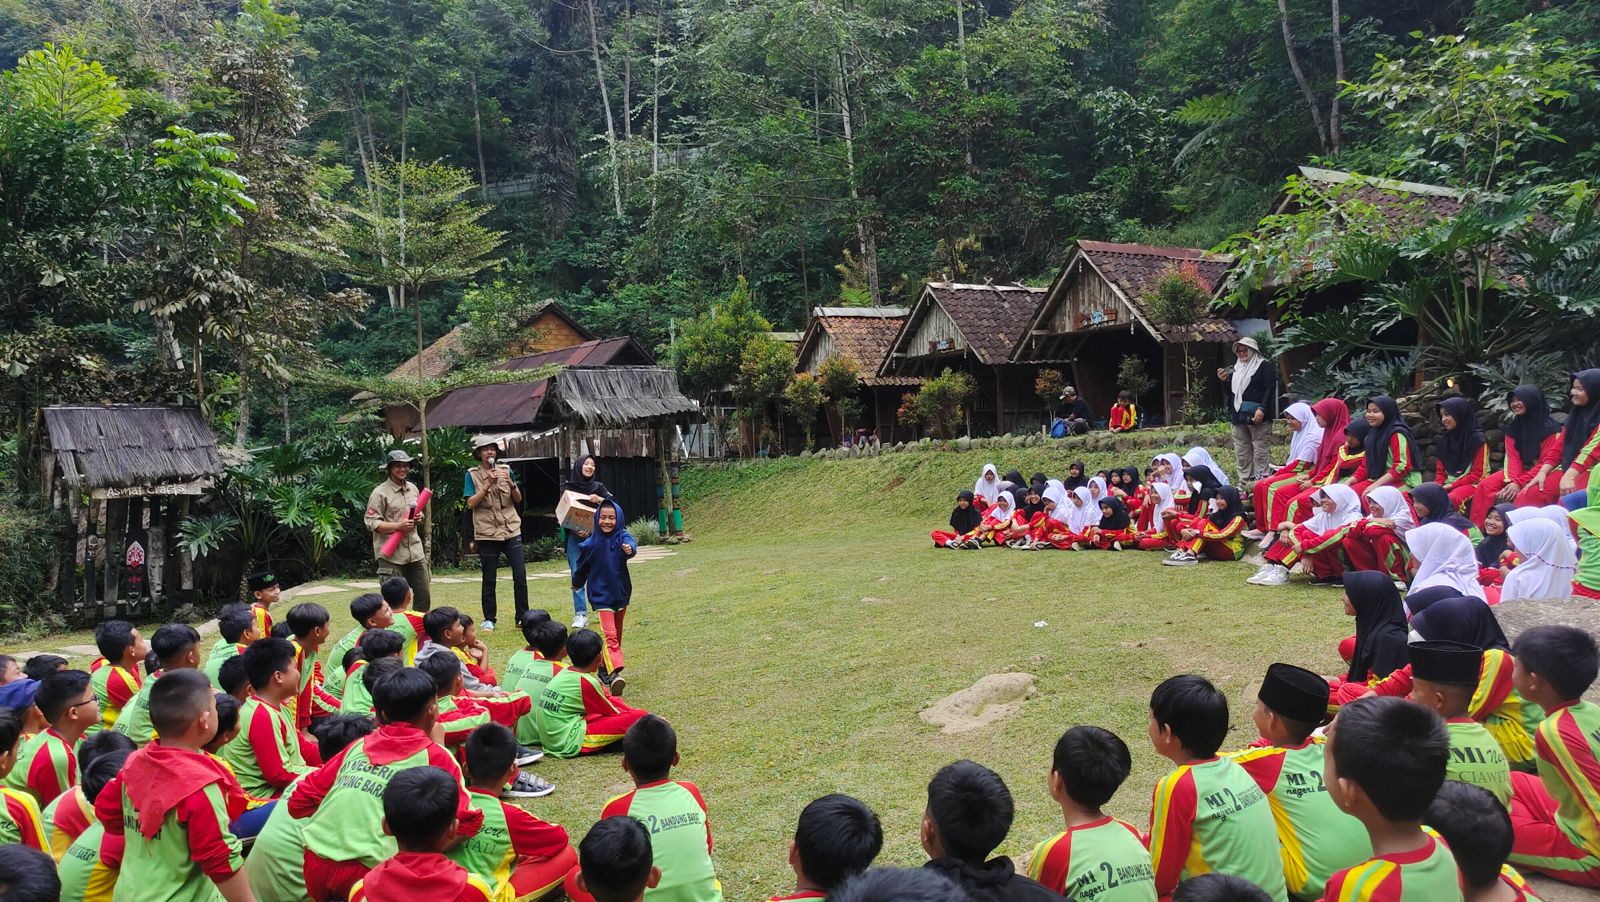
1501,519,1577,603
1508,505,1579,552
1183,447,1230,485
1087,476,1108,501
1365,486,1415,535
1231,339,1266,408
1155,453,1187,492
1304,484,1362,534
1406,523,1487,601
985,491,1015,523
1043,480,1070,524
974,464,1001,503
1149,482,1177,522
1067,487,1101,532
1283,402,1324,465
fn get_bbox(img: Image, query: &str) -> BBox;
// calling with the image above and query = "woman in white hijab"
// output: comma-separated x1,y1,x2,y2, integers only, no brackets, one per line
972,490,1016,546
1087,475,1109,503
1218,336,1277,481
973,463,1001,508
1182,447,1230,486
1248,484,1362,585
1499,518,1577,603
1337,485,1416,583
1405,522,1487,613
1153,453,1188,495
1507,505,1580,553
1065,486,1102,539
1134,481,1177,536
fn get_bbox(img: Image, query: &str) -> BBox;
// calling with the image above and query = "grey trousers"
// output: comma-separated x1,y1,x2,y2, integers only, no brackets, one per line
1231,421,1274,481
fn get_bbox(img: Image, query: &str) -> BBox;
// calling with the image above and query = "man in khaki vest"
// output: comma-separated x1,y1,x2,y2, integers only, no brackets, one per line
364,449,432,612
465,437,526,630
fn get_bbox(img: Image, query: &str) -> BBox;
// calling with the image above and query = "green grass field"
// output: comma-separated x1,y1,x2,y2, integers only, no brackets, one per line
7,437,1369,900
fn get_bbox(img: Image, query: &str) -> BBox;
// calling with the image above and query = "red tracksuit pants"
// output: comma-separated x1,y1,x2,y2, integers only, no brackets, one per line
596,607,627,672
1508,771,1600,887
1341,524,1410,581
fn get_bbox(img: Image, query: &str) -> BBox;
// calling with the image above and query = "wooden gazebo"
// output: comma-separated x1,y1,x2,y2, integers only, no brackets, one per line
41,405,221,614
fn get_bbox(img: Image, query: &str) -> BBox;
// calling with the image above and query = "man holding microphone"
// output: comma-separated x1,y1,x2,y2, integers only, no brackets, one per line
364,449,433,612
465,437,526,630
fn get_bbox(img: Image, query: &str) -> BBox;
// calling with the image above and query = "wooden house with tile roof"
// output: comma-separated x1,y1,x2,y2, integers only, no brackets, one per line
879,283,1049,435
1016,240,1238,426
794,306,919,443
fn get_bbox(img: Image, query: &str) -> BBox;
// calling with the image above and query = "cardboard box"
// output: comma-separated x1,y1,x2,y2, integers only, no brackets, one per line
556,490,597,532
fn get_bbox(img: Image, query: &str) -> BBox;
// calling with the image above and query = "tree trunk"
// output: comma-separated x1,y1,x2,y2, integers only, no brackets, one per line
470,71,489,200
1276,0,1330,154
415,289,433,554
233,365,250,447
1329,0,1344,154
586,0,626,218
650,0,663,213
835,54,881,305
622,0,633,140
954,0,972,167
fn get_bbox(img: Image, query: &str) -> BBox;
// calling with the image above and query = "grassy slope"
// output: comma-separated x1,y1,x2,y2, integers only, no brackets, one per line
8,434,1360,899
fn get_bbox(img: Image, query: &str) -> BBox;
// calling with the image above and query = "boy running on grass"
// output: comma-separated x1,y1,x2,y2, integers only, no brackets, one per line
88,621,145,735
1027,726,1156,900
350,766,498,902
450,723,575,897
113,624,201,746
535,629,648,758
770,794,883,900
1321,696,1461,901
5,670,97,806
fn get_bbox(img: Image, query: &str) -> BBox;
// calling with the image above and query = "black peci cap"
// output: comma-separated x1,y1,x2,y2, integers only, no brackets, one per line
1258,662,1330,724
1410,640,1483,687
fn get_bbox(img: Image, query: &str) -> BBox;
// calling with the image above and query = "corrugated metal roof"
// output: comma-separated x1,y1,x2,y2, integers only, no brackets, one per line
424,337,653,430
44,405,220,490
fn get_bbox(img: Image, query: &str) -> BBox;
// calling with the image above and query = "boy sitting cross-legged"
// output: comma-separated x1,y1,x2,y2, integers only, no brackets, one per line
769,793,883,900
535,629,648,758
1146,674,1287,902
1427,780,1541,902
290,666,484,902
88,620,146,735
204,603,260,691
506,615,566,749
920,759,1064,901
349,766,498,902
113,623,202,746
1506,624,1600,887
322,593,395,703
244,715,376,902
95,669,253,901
1026,726,1156,901
0,709,45,853
219,637,320,800
418,607,506,695
417,653,549,797
4,670,97,806
574,816,661,902
449,723,576,898
1228,663,1370,901
1321,695,1462,901
564,714,721,902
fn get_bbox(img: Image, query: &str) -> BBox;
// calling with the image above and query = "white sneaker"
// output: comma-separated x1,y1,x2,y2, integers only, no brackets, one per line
1255,565,1290,586
572,612,589,630
1242,528,1267,541
481,619,496,632
1245,565,1272,585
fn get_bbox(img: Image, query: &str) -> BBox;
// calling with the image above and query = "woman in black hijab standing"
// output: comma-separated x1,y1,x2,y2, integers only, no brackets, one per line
563,454,611,629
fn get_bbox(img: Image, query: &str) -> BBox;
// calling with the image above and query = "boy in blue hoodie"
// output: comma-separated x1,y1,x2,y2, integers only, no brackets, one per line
572,499,637,695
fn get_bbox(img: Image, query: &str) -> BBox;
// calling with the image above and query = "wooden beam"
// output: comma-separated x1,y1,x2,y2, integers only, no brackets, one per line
103,498,126,610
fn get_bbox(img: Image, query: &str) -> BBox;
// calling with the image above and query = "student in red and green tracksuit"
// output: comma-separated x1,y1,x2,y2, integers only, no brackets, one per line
1228,664,1370,901
283,602,333,730
1507,626,1600,888
218,638,320,800
452,724,576,900
350,766,497,902
0,710,46,853
382,575,427,665
1350,395,1421,498
1027,726,1155,900
1320,695,1462,902
766,794,881,901
112,624,203,747
507,617,567,747
1145,675,1287,902
88,621,146,735
564,715,721,902
203,603,259,692
289,666,484,902
1426,781,1546,902
342,629,406,719
243,714,376,902
1161,488,1249,567
56,745,131,901
1434,398,1491,514
1407,641,1513,808
95,670,253,902
5,670,97,806
42,732,133,861
536,630,649,758
248,569,279,638
322,593,395,703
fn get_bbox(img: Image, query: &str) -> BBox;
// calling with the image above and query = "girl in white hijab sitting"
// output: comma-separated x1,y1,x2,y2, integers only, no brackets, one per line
1340,485,1417,583
1247,484,1362,586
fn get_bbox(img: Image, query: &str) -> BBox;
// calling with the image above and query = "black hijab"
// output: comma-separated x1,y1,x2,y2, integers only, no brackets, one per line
950,491,982,533
1001,470,1026,494
1561,369,1600,467
1099,496,1131,530
1434,397,1485,477
1344,419,1371,452
1018,485,1046,520
1064,462,1087,491
1411,482,1474,534
564,454,610,498
1363,395,1411,481
1505,385,1559,467
1207,486,1243,530
1123,467,1143,489
1344,571,1411,683
1030,472,1048,488
1409,595,1511,652
1475,503,1516,568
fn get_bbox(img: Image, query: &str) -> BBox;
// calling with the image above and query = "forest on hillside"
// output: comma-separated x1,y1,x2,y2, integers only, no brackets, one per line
3,0,1600,447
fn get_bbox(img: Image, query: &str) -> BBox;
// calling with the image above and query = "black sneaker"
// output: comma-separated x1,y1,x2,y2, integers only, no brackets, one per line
1310,574,1344,587
514,745,544,766
609,673,626,696
502,771,556,799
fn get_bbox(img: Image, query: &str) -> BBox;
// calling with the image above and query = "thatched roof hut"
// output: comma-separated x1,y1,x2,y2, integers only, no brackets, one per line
550,367,695,427
43,405,220,498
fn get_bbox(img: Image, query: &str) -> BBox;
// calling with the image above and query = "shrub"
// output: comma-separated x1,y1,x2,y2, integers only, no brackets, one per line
627,517,662,546
526,535,561,562
1117,355,1155,403
909,369,976,439
1145,261,1213,326
0,502,63,635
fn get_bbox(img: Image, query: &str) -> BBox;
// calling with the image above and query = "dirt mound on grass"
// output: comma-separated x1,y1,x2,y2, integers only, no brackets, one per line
920,673,1036,734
